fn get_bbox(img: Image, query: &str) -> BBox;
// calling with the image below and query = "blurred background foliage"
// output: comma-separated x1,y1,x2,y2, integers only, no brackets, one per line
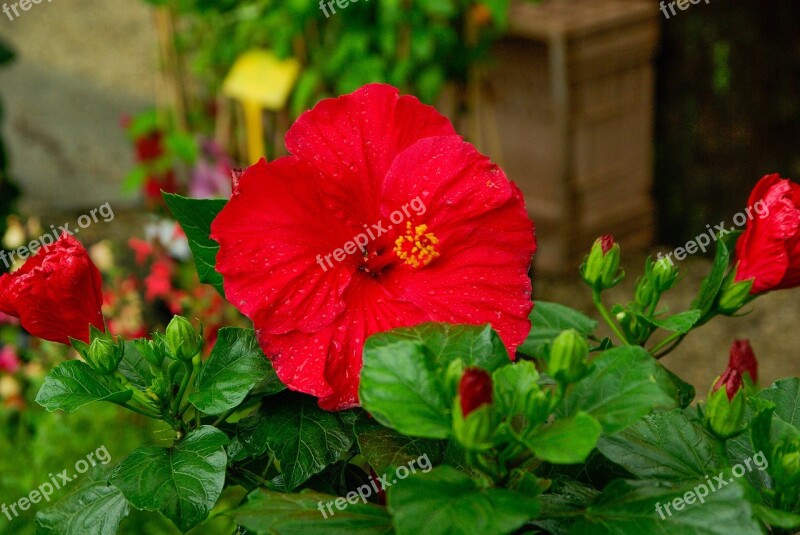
0,38,19,261
655,0,800,246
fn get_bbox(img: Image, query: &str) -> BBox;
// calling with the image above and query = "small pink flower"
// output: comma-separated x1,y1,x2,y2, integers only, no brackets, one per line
0,346,21,374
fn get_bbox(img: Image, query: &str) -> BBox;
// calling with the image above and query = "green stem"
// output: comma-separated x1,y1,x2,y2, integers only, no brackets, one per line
119,402,162,419
212,407,238,427
650,333,686,358
592,290,629,344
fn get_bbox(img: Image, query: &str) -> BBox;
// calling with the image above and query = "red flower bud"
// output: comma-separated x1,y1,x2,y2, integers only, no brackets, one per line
0,234,104,344
599,234,615,255
459,368,493,417
734,174,800,294
729,339,758,382
713,368,743,401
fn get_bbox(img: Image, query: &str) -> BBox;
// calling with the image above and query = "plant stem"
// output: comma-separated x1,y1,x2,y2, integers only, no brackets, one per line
651,333,686,359
212,407,238,427
173,360,195,417
119,402,162,419
592,290,629,344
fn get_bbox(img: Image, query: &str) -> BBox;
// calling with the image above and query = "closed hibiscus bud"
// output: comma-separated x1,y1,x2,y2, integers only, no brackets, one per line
651,256,679,292
706,349,748,439
548,330,589,384
728,339,758,384
459,368,493,417
134,337,164,369
453,368,494,451
165,316,201,362
634,278,657,310
87,336,124,374
772,439,800,487
716,270,754,315
581,235,623,292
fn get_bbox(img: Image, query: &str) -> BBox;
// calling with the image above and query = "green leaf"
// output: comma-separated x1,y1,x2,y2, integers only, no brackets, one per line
111,426,229,532
529,412,602,464
571,478,762,534
231,488,393,534
35,361,133,413
559,346,675,434
388,466,538,535
189,328,283,415
117,341,154,392
162,193,227,295
653,364,696,408
650,309,702,334
755,505,800,530
236,394,352,490
360,323,511,439
755,378,800,427
691,237,730,318
165,131,198,164
35,482,129,535
518,301,597,359
597,409,725,482
367,323,511,371
355,415,443,475
492,360,540,418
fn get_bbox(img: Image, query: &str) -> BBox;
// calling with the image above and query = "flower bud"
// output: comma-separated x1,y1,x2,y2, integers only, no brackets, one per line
634,278,657,309
581,235,623,292
728,339,758,384
454,368,494,451
165,316,201,362
459,368,493,417
706,375,746,438
716,270,754,315
87,337,124,374
772,439,800,487
651,256,679,292
548,330,589,384
134,338,165,368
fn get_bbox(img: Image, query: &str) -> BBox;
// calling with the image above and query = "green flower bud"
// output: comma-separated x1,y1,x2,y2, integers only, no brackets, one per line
705,385,745,439
651,256,679,292
134,338,165,368
581,235,623,292
716,271,754,316
634,278,657,310
773,439,800,487
87,337,124,374
548,330,589,384
165,316,201,362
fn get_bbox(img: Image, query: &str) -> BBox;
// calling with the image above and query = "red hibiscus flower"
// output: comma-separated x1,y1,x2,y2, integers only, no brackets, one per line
734,174,800,294
211,83,536,410
0,234,104,344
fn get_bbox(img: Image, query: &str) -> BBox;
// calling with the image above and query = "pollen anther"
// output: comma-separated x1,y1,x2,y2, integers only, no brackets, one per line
394,222,440,268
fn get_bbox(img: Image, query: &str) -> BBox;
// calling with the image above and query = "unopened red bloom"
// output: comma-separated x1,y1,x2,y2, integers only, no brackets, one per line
714,339,758,400
734,174,800,294
598,234,615,254
459,368,493,417
212,84,536,410
728,339,758,382
0,234,104,344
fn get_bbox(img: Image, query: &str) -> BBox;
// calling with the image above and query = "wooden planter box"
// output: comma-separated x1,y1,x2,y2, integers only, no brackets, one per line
472,0,658,273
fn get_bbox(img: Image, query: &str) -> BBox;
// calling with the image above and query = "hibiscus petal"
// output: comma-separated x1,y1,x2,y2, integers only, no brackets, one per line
285,83,457,226
735,174,800,293
380,136,536,352
259,277,428,410
212,158,359,335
